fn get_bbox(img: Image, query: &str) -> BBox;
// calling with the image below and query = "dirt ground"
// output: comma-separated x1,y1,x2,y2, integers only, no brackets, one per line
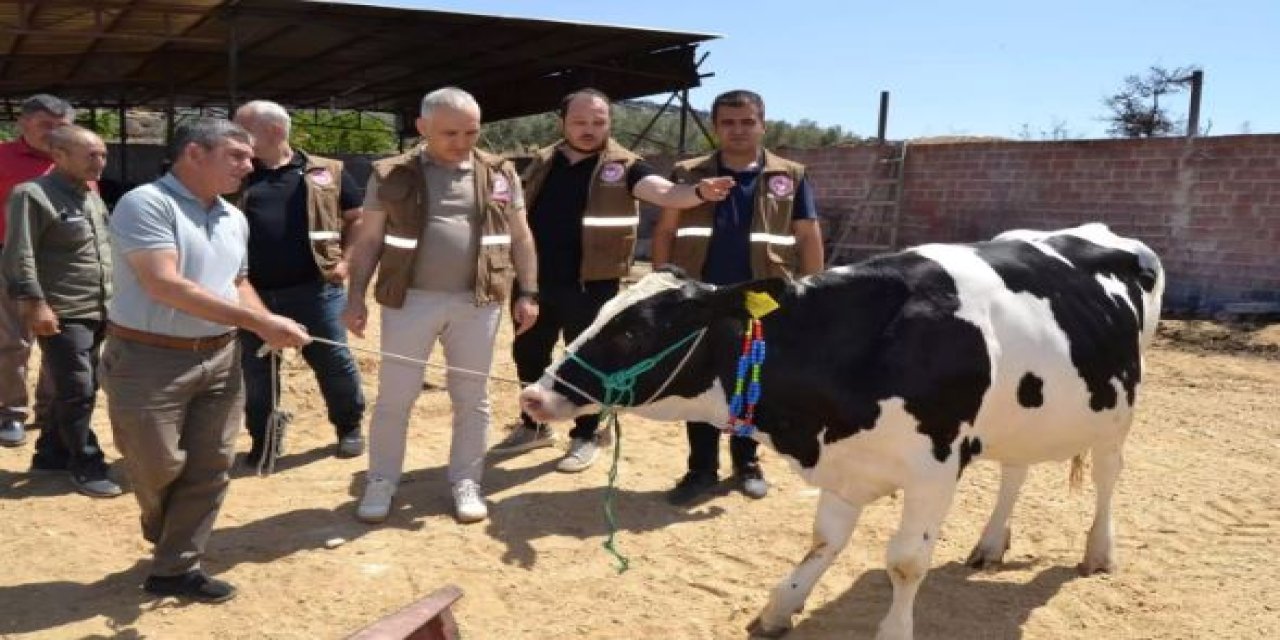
0,314,1277,639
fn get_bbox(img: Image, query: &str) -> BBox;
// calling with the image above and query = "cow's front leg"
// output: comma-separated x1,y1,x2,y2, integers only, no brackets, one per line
877,476,957,640
747,490,861,638
966,463,1028,569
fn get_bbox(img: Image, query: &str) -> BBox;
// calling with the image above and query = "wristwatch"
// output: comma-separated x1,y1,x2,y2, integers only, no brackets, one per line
517,289,540,303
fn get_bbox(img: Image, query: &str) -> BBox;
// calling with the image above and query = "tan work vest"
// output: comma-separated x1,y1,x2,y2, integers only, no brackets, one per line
370,146,520,308
234,152,347,281
522,138,642,282
669,149,806,280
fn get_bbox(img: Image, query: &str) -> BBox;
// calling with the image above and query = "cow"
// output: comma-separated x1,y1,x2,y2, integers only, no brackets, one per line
519,223,1165,639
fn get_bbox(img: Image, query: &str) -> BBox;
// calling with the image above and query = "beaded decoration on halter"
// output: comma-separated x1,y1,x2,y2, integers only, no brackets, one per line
726,291,780,436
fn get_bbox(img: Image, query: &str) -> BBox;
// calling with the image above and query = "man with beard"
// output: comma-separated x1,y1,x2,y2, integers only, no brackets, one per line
490,88,734,473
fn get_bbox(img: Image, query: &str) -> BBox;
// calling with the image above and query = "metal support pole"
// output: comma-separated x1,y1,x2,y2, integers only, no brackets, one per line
876,91,890,143
1186,70,1203,138
630,90,679,149
677,89,690,156
226,14,239,112
117,100,129,185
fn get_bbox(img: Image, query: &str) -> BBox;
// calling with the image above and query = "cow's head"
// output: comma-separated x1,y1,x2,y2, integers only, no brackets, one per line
520,268,786,426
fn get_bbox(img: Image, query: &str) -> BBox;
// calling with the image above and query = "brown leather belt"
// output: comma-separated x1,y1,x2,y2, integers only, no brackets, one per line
106,321,236,352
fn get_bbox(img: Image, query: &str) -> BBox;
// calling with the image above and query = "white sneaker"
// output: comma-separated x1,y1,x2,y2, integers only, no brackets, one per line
356,476,396,523
452,479,488,523
556,437,600,473
490,424,557,455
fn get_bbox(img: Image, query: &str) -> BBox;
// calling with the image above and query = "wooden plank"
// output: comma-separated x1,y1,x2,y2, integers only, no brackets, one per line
347,585,464,640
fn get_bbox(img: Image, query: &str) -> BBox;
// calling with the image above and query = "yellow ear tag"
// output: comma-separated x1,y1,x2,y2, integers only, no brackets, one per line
744,291,780,318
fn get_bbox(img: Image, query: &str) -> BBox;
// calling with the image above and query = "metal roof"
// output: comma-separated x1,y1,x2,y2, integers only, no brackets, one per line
0,0,717,123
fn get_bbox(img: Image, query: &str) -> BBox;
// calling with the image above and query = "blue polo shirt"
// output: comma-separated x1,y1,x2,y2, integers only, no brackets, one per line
697,161,817,286
108,173,249,338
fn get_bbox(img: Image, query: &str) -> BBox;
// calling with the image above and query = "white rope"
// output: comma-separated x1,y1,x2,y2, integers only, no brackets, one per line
306,336,527,386
255,349,290,476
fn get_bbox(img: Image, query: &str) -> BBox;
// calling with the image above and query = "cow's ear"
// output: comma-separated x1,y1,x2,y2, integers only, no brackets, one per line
715,278,790,317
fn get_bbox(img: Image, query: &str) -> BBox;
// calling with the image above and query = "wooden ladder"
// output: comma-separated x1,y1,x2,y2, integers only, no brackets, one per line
826,142,907,266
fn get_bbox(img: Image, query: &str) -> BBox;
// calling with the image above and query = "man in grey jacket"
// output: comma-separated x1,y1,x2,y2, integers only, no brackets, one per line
1,125,119,497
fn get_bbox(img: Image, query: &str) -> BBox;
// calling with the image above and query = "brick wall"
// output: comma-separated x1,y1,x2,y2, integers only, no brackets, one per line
691,135,1279,314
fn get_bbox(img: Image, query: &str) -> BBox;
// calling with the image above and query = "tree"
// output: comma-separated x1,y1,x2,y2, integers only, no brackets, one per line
290,110,398,154
1102,65,1200,138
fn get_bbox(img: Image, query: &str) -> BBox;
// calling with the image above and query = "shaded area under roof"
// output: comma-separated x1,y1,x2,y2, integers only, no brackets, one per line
0,0,717,124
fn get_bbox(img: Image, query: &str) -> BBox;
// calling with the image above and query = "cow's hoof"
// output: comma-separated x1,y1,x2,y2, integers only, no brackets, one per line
964,545,1004,570
1076,559,1116,576
965,527,1011,569
746,615,791,638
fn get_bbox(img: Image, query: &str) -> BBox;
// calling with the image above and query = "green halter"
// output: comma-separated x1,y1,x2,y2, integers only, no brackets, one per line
554,327,707,573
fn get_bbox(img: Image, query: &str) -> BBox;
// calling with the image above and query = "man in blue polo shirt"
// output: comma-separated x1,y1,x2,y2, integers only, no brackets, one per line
653,89,825,506
233,100,366,466
103,118,310,602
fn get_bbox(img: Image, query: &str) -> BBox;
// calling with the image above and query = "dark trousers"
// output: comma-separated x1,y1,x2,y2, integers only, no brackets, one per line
33,319,107,474
239,280,365,446
512,280,619,440
686,421,760,475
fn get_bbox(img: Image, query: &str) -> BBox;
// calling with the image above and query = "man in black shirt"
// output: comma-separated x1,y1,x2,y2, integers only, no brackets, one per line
491,88,733,473
233,100,366,465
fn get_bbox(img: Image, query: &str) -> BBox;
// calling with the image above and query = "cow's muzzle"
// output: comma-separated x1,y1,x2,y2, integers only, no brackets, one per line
519,384,591,423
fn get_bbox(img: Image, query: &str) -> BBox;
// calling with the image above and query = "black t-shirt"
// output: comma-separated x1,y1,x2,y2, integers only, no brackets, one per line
242,151,362,290
527,150,655,288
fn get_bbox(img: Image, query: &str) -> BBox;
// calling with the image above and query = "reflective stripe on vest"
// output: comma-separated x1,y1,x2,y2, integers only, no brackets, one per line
384,235,418,249
750,232,796,246
676,227,713,238
481,234,511,246
583,216,640,227
309,231,340,241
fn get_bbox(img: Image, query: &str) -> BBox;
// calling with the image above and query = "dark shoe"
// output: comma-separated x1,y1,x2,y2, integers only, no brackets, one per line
29,454,68,476
336,431,365,458
0,419,26,447
143,571,237,603
667,470,719,506
734,465,769,499
71,465,124,498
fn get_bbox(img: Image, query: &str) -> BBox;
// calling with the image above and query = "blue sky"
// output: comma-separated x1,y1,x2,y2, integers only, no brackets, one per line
344,0,1279,140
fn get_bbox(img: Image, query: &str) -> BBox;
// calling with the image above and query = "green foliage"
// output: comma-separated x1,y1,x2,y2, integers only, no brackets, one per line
481,99,860,154
76,110,122,140
1103,65,1200,138
290,110,398,154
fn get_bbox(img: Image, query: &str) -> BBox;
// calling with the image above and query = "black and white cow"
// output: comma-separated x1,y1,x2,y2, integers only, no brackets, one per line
520,223,1164,640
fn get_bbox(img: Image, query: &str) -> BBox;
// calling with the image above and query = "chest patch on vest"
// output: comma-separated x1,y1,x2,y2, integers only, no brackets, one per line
599,162,625,183
767,174,794,198
492,174,512,202
307,167,333,186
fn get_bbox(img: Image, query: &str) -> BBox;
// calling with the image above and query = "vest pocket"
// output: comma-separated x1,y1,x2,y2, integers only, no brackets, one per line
483,249,514,301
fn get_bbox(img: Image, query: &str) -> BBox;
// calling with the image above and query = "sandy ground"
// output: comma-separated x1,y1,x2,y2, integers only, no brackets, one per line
0,313,1277,640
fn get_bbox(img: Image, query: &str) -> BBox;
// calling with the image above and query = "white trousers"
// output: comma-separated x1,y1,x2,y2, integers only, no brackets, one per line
368,290,501,486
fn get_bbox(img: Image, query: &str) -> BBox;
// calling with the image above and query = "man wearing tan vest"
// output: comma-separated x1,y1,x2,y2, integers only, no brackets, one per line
233,100,366,467
490,88,733,473
342,87,539,525
653,89,824,505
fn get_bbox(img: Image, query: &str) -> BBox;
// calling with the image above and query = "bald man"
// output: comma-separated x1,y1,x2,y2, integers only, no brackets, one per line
1,125,119,497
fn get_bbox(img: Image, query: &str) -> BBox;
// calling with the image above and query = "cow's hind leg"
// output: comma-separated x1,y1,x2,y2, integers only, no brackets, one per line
965,463,1028,569
1078,444,1123,575
877,476,957,640
747,490,861,638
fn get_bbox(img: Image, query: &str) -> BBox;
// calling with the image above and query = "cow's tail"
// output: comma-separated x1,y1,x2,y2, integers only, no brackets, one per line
1069,453,1088,493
